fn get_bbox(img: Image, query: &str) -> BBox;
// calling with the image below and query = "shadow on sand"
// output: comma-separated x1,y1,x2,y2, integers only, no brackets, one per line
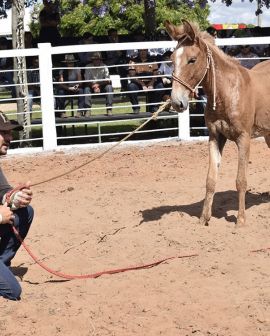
139,190,270,225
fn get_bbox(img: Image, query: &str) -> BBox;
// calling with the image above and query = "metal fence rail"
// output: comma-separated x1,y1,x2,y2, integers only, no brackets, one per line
0,36,270,153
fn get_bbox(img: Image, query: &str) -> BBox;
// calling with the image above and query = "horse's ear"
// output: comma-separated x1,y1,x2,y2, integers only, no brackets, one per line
182,20,196,43
164,20,179,40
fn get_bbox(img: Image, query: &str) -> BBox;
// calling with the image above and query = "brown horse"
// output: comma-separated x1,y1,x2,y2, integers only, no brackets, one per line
165,20,270,227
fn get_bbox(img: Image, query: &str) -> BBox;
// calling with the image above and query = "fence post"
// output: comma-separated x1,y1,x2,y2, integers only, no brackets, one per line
178,105,190,140
38,43,57,151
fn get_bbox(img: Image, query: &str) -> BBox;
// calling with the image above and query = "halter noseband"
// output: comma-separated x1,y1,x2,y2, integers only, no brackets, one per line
172,41,216,110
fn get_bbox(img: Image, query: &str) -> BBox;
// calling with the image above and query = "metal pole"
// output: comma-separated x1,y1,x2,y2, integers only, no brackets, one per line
257,0,262,26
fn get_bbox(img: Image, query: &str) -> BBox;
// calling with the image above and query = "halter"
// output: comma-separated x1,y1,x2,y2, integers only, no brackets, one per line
172,40,216,110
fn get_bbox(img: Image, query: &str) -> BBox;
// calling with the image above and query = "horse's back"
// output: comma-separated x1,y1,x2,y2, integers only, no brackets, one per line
252,59,270,72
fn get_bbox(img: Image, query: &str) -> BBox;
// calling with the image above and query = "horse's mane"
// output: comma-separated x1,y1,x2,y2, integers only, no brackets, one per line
200,30,240,67
186,22,239,67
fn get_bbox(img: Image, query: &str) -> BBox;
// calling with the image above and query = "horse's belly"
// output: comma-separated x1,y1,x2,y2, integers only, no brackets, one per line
210,120,239,140
254,108,270,134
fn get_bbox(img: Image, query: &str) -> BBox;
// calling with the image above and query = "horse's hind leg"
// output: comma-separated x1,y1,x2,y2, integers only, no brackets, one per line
200,133,227,225
235,133,250,227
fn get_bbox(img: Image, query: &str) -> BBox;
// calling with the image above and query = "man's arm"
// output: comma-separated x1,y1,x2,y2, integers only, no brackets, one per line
0,167,12,201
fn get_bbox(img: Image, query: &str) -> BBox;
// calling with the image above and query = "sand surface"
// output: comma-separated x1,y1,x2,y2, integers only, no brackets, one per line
0,139,269,336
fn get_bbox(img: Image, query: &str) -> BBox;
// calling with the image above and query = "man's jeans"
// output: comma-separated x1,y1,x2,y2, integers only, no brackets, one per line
0,206,34,300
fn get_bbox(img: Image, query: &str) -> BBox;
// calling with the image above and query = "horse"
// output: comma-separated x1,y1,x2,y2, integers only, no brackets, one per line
165,20,270,227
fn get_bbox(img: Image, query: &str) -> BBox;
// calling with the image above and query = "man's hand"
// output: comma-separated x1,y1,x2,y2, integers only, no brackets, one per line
92,83,100,93
0,204,15,224
5,181,33,210
13,181,33,208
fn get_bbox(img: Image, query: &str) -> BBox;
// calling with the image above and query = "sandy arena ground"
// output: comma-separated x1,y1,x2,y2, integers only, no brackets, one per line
0,139,269,336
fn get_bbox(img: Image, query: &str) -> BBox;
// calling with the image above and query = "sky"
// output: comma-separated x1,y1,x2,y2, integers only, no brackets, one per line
209,0,270,27
1,1,270,36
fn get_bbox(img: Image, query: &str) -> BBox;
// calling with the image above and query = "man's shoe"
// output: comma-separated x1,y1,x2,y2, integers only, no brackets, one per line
133,108,140,114
107,108,113,116
85,110,91,117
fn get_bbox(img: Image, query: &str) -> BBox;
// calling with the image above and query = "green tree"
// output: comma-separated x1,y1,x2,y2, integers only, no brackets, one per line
59,0,210,37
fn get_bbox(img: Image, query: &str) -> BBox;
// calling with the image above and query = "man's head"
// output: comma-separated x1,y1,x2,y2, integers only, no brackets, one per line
241,45,251,55
0,112,23,155
91,52,103,65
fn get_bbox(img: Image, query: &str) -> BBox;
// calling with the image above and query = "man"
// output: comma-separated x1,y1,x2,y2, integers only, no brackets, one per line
0,112,34,300
84,52,113,116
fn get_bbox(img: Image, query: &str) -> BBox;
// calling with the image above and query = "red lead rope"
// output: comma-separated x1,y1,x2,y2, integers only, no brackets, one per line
12,225,199,280
8,184,199,280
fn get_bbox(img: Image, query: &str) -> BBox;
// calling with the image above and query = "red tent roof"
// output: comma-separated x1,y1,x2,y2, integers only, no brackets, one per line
212,23,247,30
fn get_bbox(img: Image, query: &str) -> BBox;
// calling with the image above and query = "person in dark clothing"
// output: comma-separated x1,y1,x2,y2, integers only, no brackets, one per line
0,112,34,301
127,49,164,113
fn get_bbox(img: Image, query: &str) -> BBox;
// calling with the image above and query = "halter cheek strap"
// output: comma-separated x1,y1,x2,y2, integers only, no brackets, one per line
172,42,216,110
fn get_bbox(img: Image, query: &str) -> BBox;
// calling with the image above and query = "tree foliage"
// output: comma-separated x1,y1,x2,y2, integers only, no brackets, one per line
59,0,210,37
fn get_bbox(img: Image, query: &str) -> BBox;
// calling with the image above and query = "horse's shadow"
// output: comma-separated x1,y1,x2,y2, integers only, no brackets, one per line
10,266,28,280
139,190,270,225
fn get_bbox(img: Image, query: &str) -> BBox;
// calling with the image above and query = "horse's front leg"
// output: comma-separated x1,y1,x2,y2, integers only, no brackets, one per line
200,133,227,225
235,133,250,227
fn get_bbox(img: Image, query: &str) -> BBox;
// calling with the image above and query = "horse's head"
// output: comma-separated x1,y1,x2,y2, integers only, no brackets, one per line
165,20,209,112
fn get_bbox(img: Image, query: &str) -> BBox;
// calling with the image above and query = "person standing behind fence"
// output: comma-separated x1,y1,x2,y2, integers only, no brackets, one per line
78,32,96,67
57,54,86,118
158,50,173,101
38,0,61,46
236,45,260,69
127,49,164,114
27,57,40,120
84,52,113,116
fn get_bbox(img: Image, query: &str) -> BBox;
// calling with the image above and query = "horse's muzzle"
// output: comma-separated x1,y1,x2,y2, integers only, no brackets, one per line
171,99,188,112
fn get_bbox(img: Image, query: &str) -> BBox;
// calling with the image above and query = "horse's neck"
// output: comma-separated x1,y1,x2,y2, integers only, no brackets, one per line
202,45,237,97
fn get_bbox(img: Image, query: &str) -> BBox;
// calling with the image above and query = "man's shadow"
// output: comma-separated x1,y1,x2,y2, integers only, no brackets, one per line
139,190,270,225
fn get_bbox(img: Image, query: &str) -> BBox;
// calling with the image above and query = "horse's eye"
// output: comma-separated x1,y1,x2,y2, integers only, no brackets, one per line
188,58,196,64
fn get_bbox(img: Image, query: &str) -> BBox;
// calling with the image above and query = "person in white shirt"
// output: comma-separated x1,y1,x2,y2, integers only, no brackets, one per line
84,52,113,116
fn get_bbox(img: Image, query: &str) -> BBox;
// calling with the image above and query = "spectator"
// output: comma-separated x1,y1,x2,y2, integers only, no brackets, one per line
24,31,36,68
27,57,40,119
127,49,164,114
126,31,146,61
158,50,173,101
263,44,270,59
104,28,125,72
38,0,61,46
236,45,260,69
84,52,114,116
57,54,86,118
78,32,96,67
0,37,15,98
103,28,127,91
206,26,218,38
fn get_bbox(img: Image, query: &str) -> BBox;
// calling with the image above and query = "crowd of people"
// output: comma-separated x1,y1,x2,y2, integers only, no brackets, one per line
1,0,270,119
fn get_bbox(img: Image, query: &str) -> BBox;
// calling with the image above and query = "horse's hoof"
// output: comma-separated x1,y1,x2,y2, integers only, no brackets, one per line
199,216,209,226
235,218,246,228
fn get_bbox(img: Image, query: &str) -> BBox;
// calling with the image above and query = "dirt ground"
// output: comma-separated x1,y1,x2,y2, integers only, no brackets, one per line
0,139,269,336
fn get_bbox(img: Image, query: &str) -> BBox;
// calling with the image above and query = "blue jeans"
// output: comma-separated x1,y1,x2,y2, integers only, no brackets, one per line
0,206,34,300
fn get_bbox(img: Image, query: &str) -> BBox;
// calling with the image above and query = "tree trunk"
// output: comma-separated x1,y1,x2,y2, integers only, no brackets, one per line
12,0,31,143
144,0,156,39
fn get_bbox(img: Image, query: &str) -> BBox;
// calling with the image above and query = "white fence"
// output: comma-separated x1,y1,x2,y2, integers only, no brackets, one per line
0,36,270,153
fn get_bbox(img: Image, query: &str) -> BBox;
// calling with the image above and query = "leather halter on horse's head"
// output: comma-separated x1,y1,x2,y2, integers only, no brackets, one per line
166,20,216,110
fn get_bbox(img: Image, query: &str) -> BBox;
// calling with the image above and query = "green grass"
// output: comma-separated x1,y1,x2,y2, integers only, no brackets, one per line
1,91,178,147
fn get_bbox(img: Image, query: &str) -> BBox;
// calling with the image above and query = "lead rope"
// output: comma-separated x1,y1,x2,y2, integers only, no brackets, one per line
32,100,171,187
12,224,198,280
9,101,200,280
